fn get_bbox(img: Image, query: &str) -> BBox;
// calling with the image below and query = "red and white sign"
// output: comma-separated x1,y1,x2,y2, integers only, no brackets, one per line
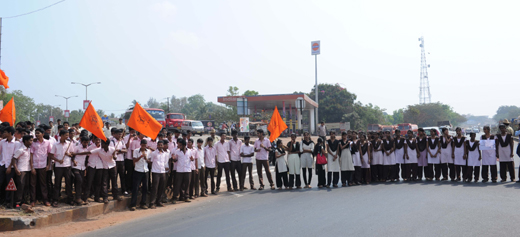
5,178,16,191
311,40,320,55
49,116,54,122
83,100,90,110
36,120,41,126
64,110,70,118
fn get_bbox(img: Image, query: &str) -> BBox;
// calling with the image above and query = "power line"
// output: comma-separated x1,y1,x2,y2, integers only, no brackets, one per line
1,0,67,19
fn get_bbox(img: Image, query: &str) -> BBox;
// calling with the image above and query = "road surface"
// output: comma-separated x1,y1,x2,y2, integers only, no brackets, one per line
78,138,520,237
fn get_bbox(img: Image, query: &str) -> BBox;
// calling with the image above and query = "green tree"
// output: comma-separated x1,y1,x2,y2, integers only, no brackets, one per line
145,97,160,108
243,90,259,96
308,83,356,123
493,105,520,122
227,86,239,96
403,103,466,127
0,90,36,123
181,94,206,119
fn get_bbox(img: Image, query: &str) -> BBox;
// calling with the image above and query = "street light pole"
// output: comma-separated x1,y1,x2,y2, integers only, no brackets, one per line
55,95,78,121
71,82,101,101
163,97,170,113
50,104,61,118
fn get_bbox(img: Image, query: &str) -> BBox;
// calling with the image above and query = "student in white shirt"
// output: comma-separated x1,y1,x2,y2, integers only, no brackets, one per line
228,130,242,192
71,136,89,205
1,126,20,207
194,139,206,197
130,139,151,210
187,139,198,199
204,137,217,195
215,133,232,193
49,130,74,207
171,139,194,204
110,129,128,195
240,136,255,191
149,140,169,209
11,135,33,206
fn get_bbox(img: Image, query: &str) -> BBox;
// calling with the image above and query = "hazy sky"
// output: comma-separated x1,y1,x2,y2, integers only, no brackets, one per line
1,0,519,117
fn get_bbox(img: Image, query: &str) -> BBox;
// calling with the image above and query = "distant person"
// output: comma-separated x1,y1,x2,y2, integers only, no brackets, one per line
326,131,340,188
254,129,275,190
129,139,151,210
382,131,396,182
370,133,383,182
228,130,242,191
204,137,217,195
149,140,169,209
286,133,301,189
103,122,112,138
481,126,497,183
427,129,441,181
416,128,428,180
358,134,372,184
49,130,73,207
440,128,453,181
171,139,193,203
393,130,406,182
11,135,34,207
464,133,481,183
405,130,418,181
502,119,514,135
115,118,126,130
496,125,515,182
240,136,255,191
339,132,354,186
318,121,327,141
300,132,315,188
215,133,232,192
274,139,288,190
452,127,466,182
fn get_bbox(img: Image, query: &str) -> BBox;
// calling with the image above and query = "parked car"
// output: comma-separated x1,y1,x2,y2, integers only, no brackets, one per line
422,127,441,137
181,120,204,136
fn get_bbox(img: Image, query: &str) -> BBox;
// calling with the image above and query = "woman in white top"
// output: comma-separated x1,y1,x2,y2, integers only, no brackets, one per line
405,130,418,181
274,140,289,190
497,124,515,182
480,126,497,182
300,132,314,188
286,134,301,189
382,131,396,182
339,132,354,187
440,128,453,181
394,130,406,181
452,127,467,181
351,132,362,185
371,134,384,182
358,134,371,184
326,131,340,188
465,133,481,183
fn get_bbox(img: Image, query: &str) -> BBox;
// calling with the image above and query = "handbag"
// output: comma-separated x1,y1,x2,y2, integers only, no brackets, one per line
316,153,327,165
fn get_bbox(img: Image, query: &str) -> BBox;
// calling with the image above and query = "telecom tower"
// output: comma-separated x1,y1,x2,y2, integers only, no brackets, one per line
418,36,431,104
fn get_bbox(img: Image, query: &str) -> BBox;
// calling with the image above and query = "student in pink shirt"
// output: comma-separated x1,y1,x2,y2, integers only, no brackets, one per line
228,130,242,192
254,129,275,190
204,137,217,195
49,130,74,207
215,133,231,193
30,128,52,207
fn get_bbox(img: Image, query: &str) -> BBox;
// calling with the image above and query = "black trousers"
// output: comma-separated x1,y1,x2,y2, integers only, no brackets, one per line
405,163,418,180
454,165,467,180
197,167,206,195
316,163,326,187
256,160,274,187
130,171,148,207
71,168,86,201
102,167,118,199
33,168,49,202
83,167,102,201
54,167,72,203
124,159,134,193
288,173,301,188
46,167,54,201
216,162,231,190
482,165,498,181
189,170,198,197
500,161,515,181
438,163,448,179
327,172,339,186
205,167,216,193
240,163,254,188
302,168,313,185
448,163,456,180
393,164,402,180
230,161,241,189
383,165,393,180
417,165,428,180
275,166,288,188
361,168,371,183
341,170,354,185
465,166,480,181
116,161,126,193
371,165,383,181
15,171,32,204
173,172,190,200
353,166,362,183
150,173,166,205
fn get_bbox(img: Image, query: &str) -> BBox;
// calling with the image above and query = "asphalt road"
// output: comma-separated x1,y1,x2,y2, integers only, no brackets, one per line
78,135,520,237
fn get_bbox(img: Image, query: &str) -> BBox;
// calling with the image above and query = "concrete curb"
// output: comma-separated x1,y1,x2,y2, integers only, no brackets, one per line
0,197,132,231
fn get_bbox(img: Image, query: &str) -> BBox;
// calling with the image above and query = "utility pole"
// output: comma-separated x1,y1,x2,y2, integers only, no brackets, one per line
311,41,320,134
55,95,78,121
0,18,3,68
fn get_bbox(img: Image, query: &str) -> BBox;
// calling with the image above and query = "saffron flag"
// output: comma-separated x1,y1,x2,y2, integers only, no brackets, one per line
0,97,16,126
0,69,9,89
268,107,287,142
79,103,107,141
127,102,162,140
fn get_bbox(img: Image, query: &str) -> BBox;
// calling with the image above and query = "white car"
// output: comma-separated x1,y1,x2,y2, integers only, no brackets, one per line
422,127,441,137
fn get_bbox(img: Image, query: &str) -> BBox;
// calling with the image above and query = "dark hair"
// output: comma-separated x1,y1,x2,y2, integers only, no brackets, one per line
244,136,250,139
441,127,448,133
22,135,33,143
140,139,148,145
407,130,413,134
418,128,425,132
395,129,401,133
207,137,214,142
197,138,203,143
16,122,27,128
499,124,506,129
341,132,347,136
4,126,15,135
129,127,135,131
35,128,45,134
59,130,69,136
455,127,461,131
58,125,64,130
63,121,69,126
188,138,194,143
231,130,238,135
177,139,186,146
330,131,336,135
101,139,111,145
257,129,264,134
167,132,172,136
68,129,75,133
157,140,165,145
80,136,90,142
483,126,490,130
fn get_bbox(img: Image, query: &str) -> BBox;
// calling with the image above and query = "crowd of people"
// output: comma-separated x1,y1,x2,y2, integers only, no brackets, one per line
0,118,518,211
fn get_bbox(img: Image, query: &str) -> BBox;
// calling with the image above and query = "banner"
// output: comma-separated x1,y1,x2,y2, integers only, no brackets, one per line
240,117,249,133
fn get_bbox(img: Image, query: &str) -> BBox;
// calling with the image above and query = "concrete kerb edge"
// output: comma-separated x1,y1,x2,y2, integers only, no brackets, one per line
0,196,134,232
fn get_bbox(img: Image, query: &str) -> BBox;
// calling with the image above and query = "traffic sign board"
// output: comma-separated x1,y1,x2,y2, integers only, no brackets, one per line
311,41,320,55
64,110,70,118
102,115,109,122
5,178,16,191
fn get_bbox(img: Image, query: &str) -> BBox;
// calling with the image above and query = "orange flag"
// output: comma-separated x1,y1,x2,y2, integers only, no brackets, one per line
0,69,9,89
79,103,107,141
0,97,15,126
268,106,287,142
127,102,162,140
